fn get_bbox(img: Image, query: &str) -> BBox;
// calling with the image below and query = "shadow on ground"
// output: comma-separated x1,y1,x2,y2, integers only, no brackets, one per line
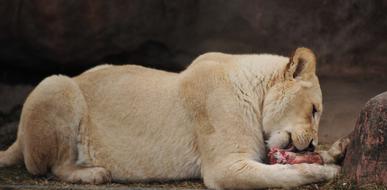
0,165,205,190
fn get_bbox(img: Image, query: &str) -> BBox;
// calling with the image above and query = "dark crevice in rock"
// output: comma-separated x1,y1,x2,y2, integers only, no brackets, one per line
0,105,21,149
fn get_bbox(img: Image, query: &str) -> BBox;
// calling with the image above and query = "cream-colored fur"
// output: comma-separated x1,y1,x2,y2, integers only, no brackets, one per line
0,48,349,189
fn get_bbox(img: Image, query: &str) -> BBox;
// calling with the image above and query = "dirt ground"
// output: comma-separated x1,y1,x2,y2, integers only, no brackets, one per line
0,151,385,190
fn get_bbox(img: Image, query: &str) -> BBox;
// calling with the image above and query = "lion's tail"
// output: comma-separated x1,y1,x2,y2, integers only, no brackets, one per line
0,140,23,167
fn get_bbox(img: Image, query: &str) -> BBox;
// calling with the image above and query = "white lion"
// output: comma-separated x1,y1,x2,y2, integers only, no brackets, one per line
0,48,348,189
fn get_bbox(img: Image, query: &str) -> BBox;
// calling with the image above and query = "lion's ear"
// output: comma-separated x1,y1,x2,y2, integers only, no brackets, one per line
285,47,317,80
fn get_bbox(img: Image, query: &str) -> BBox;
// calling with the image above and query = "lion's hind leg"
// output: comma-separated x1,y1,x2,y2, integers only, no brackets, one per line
53,164,111,184
19,75,111,184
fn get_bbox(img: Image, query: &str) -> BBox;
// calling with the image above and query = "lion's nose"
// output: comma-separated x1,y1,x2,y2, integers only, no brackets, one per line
306,140,315,152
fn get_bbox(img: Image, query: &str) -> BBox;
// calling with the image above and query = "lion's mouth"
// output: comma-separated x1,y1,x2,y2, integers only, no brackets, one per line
284,135,297,152
285,143,316,153
285,134,315,153
284,142,297,152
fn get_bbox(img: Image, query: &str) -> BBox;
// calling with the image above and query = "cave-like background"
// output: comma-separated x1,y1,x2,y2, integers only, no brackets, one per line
0,0,386,148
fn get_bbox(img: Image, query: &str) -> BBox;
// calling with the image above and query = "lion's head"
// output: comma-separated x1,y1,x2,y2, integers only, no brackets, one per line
263,48,322,152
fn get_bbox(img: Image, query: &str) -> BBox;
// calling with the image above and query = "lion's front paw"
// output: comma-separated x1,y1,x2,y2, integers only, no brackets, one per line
328,137,350,163
320,164,341,180
292,163,340,185
319,137,350,165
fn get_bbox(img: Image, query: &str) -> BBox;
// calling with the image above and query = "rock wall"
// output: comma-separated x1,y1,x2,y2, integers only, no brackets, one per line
0,0,386,78
0,84,33,149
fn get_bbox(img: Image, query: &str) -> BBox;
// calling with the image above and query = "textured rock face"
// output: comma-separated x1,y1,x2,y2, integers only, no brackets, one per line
0,84,33,149
343,92,387,185
0,0,386,76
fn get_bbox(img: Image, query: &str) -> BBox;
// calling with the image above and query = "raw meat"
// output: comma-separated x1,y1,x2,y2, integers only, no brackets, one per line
268,147,323,165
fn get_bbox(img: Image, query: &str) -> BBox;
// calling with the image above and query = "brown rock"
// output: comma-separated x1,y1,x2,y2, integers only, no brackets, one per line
0,0,387,77
343,91,387,185
0,83,33,149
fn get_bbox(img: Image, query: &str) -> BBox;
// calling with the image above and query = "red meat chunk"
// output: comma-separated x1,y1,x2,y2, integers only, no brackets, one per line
268,147,323,165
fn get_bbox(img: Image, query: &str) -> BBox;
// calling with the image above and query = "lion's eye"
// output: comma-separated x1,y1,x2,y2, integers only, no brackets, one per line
312,105,317,118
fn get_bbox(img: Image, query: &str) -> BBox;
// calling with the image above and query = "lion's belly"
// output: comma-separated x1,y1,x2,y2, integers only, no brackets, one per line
74,66,201,181
87,108,201,181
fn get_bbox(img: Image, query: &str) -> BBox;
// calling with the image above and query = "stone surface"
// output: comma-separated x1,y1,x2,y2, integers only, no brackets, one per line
0,0,386,77
343,91,387,186
0,83,33,149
